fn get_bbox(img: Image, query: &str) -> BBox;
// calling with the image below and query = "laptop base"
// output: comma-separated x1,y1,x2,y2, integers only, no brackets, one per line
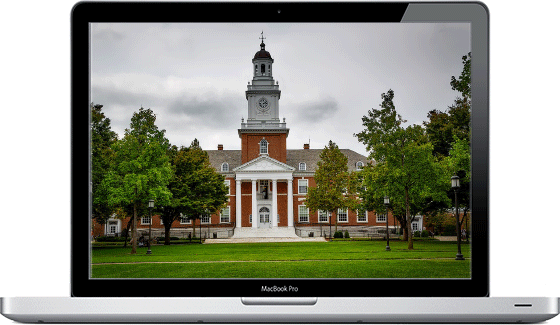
2,297,558,323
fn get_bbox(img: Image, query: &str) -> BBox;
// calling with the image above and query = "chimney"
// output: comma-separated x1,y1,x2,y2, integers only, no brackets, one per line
218,144,223,150
303,143,309,150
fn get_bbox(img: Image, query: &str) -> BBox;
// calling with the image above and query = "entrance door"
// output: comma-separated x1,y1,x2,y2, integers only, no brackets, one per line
258,207,271,228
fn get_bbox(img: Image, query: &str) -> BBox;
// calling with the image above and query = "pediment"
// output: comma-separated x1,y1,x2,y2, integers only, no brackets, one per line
233,155,295,172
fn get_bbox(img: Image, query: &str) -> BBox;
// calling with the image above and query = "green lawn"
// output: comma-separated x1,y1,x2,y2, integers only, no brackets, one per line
91,240,470,278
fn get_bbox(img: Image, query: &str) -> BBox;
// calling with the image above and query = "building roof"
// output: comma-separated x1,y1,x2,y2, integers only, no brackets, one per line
253,42,272,60
206,148,370,174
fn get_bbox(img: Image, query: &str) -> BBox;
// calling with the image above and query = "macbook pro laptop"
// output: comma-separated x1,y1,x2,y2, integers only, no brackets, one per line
1,1,559,323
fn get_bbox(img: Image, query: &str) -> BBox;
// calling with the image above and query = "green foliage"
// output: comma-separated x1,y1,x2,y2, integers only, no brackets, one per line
355,89,449,249
91,103,117,224
305,141,360,224
102,107,173,208
99,107,173,253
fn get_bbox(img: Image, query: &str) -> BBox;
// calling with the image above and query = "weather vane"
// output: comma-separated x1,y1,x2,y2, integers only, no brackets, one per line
259,31,266,43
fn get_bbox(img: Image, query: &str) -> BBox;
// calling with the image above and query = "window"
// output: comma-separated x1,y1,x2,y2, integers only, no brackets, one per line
356,161,364,171
259,180,269,199
298,179,308,194
376,213,387,223
221,162,229,172
261,64,265,74
220,207,230,223
357,209,368,222
337,208,348,223
224,180,230,195
201,214,211,224
109,225,116,234
318,210,329,223
141,216,151,225
180,214,191,224
260,139,268,154
412,222,419,231
259,207,270,223
299,205,309,223
299,162,306,171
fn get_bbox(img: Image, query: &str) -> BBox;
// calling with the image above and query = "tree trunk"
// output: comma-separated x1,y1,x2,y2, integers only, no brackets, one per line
406,186,413,250
131,201,138,254
123,217,133,248
164,223,172,245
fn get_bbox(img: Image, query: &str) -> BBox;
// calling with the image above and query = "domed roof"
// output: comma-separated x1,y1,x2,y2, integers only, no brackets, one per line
253,41,272,60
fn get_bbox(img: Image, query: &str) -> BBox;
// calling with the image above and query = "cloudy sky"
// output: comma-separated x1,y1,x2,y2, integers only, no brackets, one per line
91,23,470,157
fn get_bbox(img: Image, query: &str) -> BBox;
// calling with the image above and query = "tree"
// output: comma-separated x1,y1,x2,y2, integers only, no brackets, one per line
305,140,360,238
158,139,229,244
100,107,173,254
90,103,117,226
423,53,472,223
424,52,471,158
355,90,448,249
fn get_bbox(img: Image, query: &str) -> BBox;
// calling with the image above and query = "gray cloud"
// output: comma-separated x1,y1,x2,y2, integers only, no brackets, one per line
294,98,339,122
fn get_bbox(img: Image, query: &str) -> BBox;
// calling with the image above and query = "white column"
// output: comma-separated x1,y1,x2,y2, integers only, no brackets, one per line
236,180,242,228
287,179,294,227
272,180,278,228
252,180,258,228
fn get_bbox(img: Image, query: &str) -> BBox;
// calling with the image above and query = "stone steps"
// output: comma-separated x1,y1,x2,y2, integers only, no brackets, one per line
231,226,299,238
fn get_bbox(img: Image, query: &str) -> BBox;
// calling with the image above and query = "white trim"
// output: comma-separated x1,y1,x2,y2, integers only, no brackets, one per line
259,138,268,155
318,210,329,223
221,162,229,172
298,178,308,194
224,179,230,195
357,209,368,223
220,206,231,223
376,213,387,223
337,208,348,223
356,161,364,171
298,204,309,223
200,214,211,224
299,162,306,171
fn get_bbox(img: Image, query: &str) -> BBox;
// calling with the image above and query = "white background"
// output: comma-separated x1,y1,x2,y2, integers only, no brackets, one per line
0,0,558,324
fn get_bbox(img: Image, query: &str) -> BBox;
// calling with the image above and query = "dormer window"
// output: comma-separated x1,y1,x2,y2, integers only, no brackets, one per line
260,139,268,155
299,162,306,171
221,162,229,172
356,161,364,171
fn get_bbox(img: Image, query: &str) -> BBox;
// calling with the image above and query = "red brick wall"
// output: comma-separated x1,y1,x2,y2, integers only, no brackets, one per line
241,133,287,163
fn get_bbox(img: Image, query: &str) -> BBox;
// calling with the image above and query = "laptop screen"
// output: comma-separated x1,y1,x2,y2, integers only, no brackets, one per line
75,2,488,297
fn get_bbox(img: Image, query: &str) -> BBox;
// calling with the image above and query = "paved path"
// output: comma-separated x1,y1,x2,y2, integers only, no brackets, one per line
204,237,327,244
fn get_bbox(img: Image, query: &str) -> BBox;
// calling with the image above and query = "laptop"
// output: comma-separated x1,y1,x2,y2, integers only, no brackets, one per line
1,1,558,323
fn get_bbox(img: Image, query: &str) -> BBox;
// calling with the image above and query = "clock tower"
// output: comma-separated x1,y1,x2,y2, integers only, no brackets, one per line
239,33,289,163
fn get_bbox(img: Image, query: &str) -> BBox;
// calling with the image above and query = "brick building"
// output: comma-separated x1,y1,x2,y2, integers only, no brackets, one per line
93,38,410,239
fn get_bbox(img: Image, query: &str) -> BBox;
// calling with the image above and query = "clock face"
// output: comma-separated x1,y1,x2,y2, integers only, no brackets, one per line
257,97,270,111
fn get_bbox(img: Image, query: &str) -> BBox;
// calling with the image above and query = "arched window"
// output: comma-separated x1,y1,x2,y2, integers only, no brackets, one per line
221,162,229,172
260,139,268,154
299,162,306,171
356,161,364,171
261,64,266,75
259,207,270,213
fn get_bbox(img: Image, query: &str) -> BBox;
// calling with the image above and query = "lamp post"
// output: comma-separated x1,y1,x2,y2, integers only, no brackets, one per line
451,176,464,260
147,199,154,255
384,196,391,251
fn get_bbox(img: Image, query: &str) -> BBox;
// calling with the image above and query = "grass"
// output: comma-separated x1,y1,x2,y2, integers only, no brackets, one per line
91,240,470,278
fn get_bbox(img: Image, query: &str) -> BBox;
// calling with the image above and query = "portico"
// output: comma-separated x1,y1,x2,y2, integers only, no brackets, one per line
233,155,295,232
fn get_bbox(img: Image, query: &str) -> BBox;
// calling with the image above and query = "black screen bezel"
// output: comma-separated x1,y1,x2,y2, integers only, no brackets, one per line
72,2,489,298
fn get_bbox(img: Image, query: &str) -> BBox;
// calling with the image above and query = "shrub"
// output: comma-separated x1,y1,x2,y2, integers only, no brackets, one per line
421,230,429,238
344,230,350,238
333,231,343,238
